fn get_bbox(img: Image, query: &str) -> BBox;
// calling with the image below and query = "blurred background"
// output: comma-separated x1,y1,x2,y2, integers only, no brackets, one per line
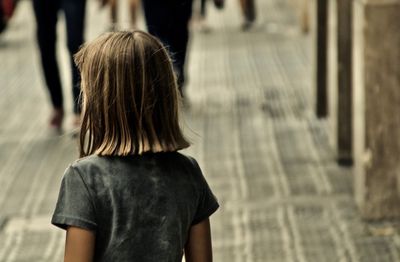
1,0,400,261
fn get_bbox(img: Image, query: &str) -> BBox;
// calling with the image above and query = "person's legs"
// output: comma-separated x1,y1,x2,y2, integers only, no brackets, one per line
245,0,256,22
62,0,87,115
240,0,256,30
142,0,173,69
142,0,170,40
109,0,117,25
200,0,207,18
129,0,139,28
170,0,193,92
198,0,212,34
142,0,193,95
0,4,5,33
32,0,64,127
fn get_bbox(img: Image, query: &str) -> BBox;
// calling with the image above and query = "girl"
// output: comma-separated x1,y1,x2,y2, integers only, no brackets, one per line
51,31,219,262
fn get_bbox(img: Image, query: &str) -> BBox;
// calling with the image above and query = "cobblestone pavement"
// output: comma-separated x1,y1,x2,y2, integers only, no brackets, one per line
1,0,400,261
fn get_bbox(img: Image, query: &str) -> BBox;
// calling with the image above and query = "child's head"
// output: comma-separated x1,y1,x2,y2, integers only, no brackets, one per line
75,30,189,157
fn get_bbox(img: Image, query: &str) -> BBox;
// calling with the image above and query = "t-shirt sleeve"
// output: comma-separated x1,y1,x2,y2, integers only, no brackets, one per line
51,165,97,231
190,159,219,225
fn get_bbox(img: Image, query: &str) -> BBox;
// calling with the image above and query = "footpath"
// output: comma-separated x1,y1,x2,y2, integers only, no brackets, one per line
0,0,400,261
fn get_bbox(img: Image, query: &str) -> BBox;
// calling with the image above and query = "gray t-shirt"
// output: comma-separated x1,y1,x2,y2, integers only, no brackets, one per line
51,152,219,262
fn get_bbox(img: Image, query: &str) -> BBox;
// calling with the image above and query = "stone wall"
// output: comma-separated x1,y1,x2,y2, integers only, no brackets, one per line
353,0,400,219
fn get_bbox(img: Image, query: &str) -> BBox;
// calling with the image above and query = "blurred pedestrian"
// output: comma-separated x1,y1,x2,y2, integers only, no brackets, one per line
0,2,5,33
32,0,86,131
142,0,224,97
240,0,256,31
101,0,140,29
198,0,208,32
197,0,224,33
51,31,219,261
141,0,194,97
200,0,207,18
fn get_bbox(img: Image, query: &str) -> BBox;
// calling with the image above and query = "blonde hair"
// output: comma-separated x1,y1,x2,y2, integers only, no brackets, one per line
75,30,190,157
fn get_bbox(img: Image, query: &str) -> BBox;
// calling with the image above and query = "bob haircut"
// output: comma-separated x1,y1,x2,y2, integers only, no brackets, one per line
74,30,190,157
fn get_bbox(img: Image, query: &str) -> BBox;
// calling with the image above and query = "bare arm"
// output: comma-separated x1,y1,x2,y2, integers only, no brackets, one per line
64,226,96,262
184,218,213,262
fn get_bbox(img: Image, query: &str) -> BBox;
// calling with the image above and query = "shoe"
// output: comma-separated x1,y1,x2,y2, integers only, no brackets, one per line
241,20,254,31
49,108,64,131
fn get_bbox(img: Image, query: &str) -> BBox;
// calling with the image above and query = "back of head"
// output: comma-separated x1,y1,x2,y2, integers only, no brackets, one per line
75,30,189,157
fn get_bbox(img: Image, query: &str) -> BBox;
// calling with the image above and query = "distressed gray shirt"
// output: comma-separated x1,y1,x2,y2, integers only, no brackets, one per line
51,152,219,262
